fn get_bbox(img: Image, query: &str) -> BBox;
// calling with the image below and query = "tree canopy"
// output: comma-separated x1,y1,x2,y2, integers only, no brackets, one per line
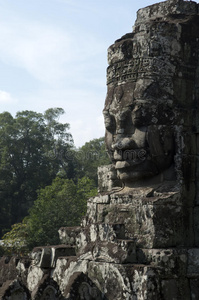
74,137,110,184
0,108,73,236
0,107,111,253
4,176,97,251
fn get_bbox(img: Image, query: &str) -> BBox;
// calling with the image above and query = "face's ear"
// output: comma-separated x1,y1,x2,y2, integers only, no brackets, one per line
146,125,174,170
105,130,114,159
147,125,165,157
104,85,115,107
114,85,124,102
103,111,116,134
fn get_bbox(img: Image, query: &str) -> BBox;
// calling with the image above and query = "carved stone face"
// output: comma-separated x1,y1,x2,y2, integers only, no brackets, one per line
103,81,175,184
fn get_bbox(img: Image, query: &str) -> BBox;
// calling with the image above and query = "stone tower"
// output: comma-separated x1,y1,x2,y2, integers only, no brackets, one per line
1,0,199,299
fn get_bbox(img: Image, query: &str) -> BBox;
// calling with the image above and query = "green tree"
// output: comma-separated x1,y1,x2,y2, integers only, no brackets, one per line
74,137,111,185
1,222,28,256
0,108,73,237
21,177,96,249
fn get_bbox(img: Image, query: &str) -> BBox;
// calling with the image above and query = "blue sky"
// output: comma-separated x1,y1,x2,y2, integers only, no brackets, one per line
0,0,164,147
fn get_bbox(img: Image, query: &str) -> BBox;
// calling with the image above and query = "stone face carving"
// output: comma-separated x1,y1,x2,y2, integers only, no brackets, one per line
104,77,177,186
103,29,183,185
103,92,175,184
103,0,199,186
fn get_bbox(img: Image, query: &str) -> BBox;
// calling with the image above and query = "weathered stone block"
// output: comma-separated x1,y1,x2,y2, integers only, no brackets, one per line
16,258,31,287
182,155,196,186
53,258,89,297
31,245,76,269
98,164,122,193
196,134,199,155
132,204,193,248
194,207,199,246
110,185,182,205
0,256,20,287
91,239,136,264
181,181,196,207
161,279,190,300
92,194,110,204
87,262,133,300
135,0,198,27
76,223,136,263
161,280,177,300
93,198,194,248
195,181,199,206
130,265,161,300
27,265,45,293
187,248,199,276
137,248,187,277
195,157,199,205
182,133,197,155
58,226,81,246
174,78,196,108
190,279,199,300
0,279,30,300
89,223,126,242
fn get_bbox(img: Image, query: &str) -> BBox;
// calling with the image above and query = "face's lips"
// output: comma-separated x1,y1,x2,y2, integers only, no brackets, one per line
114,148,147,169
115,159,144,169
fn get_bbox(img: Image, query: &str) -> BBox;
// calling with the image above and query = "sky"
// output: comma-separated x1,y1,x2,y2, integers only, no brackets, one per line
0,0,165,147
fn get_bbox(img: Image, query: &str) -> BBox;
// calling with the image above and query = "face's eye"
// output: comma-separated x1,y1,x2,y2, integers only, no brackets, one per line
133,105,143,113
129,104,135,111
103,111,116,133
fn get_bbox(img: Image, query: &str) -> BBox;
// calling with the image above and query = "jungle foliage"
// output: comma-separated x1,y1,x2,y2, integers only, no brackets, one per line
0,108,110,252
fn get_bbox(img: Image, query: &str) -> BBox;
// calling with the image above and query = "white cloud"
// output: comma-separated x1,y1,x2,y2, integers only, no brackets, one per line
0,90,16,104
0,2,107,146
0,21,71,84
0,17,105,86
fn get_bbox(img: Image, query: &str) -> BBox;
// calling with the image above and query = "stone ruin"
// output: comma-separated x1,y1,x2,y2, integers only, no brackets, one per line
1,0,199,298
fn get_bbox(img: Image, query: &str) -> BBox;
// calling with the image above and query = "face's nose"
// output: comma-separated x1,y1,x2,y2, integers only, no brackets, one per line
113,149,123,161
112,137,135,151
111,127,147,155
